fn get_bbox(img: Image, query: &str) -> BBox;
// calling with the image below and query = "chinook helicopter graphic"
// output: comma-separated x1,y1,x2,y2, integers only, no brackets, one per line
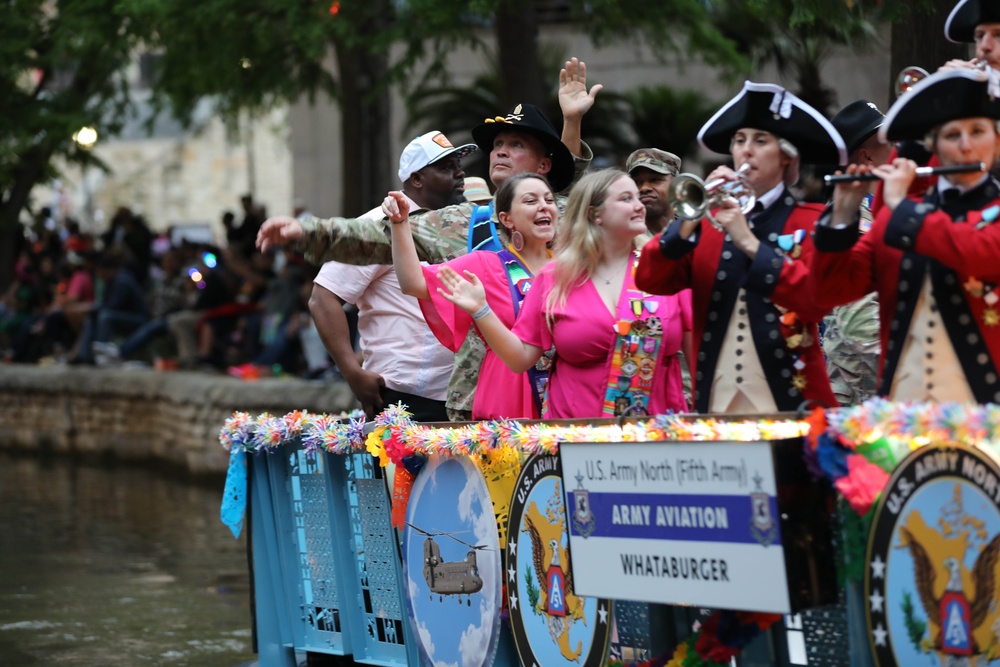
406,522,493,605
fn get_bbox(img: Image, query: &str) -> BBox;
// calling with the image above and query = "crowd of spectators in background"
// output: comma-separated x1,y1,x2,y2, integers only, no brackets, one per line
0,196,343,381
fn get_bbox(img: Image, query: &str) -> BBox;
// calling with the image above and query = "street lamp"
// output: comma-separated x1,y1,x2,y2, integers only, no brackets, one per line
72,126,98,228
73,126,98,150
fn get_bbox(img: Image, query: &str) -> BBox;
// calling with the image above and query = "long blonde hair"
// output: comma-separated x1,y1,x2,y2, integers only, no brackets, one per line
544,169,633,325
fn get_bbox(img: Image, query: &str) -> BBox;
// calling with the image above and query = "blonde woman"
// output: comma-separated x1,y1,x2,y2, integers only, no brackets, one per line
430,169,691,418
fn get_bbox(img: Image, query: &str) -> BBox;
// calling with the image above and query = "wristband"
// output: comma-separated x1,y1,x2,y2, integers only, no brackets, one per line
471,303,492,321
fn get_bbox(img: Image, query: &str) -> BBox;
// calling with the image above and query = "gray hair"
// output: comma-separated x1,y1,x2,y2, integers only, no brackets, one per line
777,138,799,159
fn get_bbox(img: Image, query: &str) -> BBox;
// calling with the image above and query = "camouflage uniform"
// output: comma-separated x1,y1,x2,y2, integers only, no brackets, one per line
821,195,881,406
296,149,590,418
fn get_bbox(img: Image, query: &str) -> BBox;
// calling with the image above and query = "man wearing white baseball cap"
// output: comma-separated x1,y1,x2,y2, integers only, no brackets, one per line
396,130,478,210
308,131,476,421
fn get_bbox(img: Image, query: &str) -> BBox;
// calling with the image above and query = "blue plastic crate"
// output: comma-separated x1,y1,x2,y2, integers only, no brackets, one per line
248,445,415,667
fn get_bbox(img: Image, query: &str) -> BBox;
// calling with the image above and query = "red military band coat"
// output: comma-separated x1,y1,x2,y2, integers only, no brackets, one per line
635,190,837,413
810,178,1000,403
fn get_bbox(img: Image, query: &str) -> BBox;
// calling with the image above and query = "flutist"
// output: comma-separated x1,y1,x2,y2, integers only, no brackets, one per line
810,68,1000,404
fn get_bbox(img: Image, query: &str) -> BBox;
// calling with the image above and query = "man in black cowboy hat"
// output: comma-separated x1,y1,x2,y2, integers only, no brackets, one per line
256,57,600,420
822,100,891,406
462,100,579,252
635,81,848,415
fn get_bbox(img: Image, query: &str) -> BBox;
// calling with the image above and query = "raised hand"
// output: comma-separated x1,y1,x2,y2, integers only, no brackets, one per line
436,266,487,314
559,57,603,121
382,191,411,223
257,216,304,252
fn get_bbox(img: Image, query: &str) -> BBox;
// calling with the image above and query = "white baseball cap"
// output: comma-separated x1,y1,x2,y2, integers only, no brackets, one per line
397,131,477,183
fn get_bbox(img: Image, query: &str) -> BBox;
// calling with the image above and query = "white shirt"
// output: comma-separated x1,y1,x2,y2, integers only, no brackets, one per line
313,197,454,400
936,173,989,198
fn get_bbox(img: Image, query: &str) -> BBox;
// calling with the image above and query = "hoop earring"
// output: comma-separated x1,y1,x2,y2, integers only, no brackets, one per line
511,230,524,252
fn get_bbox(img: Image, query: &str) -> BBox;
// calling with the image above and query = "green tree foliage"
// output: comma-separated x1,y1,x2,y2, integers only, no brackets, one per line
405,45,633,177
404,0,748,116
709,0,888,114
2,0,158,288
625,86,719,162
140,0,472,216
0,0,470,275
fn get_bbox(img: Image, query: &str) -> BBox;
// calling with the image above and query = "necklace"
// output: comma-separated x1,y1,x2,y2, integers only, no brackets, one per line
594,262,627,286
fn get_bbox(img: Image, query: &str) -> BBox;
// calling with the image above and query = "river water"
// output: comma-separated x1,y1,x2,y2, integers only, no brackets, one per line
0,452,258,666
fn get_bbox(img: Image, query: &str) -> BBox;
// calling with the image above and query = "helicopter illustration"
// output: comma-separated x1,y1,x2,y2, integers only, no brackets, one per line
406,522,493,605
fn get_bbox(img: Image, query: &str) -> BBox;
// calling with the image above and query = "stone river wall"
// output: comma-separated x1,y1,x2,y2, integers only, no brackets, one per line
0,365,358,476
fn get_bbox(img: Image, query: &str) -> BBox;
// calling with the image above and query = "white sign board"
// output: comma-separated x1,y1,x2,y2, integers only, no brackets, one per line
559,441,790,613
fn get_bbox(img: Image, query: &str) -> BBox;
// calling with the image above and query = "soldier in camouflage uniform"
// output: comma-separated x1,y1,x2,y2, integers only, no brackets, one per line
626,148,693,405
822,100,894,405
257,58,599,420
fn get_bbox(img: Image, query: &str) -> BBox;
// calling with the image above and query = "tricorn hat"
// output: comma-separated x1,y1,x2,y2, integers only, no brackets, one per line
698,81,848,166
471,103,575,192
879,68,1000,142
945,0,1000,43
831,100,886,157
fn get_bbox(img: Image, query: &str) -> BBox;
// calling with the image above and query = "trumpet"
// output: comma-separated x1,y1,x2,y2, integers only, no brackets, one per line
823,162,987,185
895,61,989,97
668,162,757,227
895,66,928,98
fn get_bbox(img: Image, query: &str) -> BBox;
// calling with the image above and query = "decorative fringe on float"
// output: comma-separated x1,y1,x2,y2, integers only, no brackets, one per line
220,398,1000,665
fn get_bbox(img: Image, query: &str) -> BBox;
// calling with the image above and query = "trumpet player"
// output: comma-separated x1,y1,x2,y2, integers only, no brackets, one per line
635,81,847,414
811,68,1000,404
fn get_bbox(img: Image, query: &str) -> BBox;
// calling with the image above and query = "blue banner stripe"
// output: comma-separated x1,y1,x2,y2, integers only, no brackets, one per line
568,491,781,545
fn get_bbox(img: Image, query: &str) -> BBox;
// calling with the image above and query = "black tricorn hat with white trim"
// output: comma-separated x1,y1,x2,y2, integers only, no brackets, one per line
471,103,575,192
878,68,1000,142
697,81,848,166
945,0,1000,43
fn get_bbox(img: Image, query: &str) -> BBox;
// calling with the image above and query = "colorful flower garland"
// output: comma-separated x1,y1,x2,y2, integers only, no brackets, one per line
807,398,1000,519
804,398,1000,587
219,405,810,457
220,398,1000,667
220,404,807,666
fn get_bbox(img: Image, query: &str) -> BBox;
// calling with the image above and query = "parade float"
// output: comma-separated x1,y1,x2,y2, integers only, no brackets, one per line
218,400,1000,667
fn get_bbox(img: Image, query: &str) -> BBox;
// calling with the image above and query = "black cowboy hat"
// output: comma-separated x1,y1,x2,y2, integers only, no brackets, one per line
471,103,575,192
879,68,1000,142
831,100,886,157
698,81,848,166
946,0,1000,43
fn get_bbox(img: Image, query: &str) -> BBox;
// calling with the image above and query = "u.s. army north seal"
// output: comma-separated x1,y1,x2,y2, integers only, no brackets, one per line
506,454,611,667
866,445,1000,667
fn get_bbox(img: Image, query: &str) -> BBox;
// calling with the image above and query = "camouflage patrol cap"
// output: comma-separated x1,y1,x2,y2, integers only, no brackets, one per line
625,148,682,177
